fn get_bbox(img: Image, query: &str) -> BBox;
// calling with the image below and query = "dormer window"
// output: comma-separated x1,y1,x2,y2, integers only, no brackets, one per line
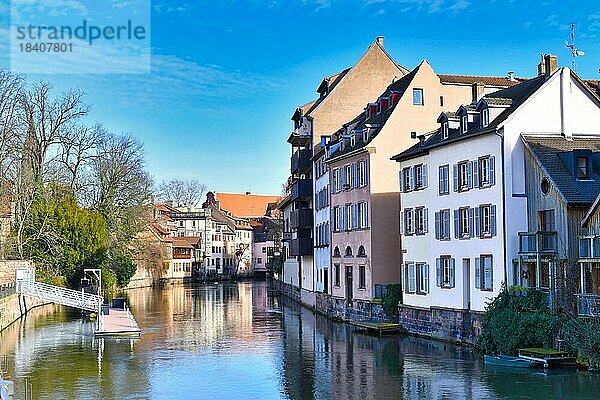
441,122,449,140
378,97,389,112
461,115,468,134
577,156,590,179
366,103,377,118
390,92,400,107
350,134,356,147
481,108,489,128
363,129,369,142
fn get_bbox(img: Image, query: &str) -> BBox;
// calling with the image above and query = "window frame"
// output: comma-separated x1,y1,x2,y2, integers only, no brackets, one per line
440,256,452,289
414,164,424,189
413,88,424,106
358,265,366,289
334,264,340,287
458,161,469,191
479,156,490,186
577,156,590,179
439,164,449,195
404,208,414,235
480,204,491,236
459,207,470,238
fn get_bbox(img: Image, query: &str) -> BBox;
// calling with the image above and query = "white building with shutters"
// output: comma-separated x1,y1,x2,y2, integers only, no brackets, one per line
397,131,503,313
392,55,600,342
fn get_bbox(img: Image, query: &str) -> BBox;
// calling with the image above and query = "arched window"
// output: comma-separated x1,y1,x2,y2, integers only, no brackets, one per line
357,245,366,257
345,246,353,257
333,246,341,258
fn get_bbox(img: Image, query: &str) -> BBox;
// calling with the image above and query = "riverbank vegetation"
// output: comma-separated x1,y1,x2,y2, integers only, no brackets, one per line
0,69,152,289
478,288,600,370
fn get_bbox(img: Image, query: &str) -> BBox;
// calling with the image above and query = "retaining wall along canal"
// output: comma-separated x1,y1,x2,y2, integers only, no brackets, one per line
0,294,49,332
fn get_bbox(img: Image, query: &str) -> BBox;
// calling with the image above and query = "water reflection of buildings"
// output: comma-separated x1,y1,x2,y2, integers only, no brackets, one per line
279,297,496,400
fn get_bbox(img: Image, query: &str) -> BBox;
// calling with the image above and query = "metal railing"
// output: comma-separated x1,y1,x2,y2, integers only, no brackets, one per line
17,280,100,312
518,231,558,254
576,293,600,317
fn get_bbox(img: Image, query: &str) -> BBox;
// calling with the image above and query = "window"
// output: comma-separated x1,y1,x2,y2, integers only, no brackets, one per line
345,204,352,231
415,207,427,235
358,202,368,228
359,265,366,289
435,209,451,240
404,208,414,235
413,88,424,106
362,130,368,142
461,115,468,133
477,204,496,237
334,264,340,286
402,167,412,191
350,134,356,147
357,245,366,257
358,161,367,187
333,246,341,258
405,262,429,294
333,168,340,192
439,165,449,195
344,165,352,189
478,156,491,186
257,258,262,264
458,161,469,191
538,210,555,232
436,256,455,288
262,248,266,253
345,246,353,257
333,206,341,231
580,237,592,258
456,207,473,238
439,96,444,107
577,156,590,179
179,221,184,227
541,178,550,195
481,108,489,128
414,164,427,189
476,255,493,291
441,122,448,140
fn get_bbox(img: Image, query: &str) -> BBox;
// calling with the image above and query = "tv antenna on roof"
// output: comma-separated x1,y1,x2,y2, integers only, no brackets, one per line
565,23,586,72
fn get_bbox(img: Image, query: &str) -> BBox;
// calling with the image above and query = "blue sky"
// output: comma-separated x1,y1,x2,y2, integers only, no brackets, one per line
0,0,599,195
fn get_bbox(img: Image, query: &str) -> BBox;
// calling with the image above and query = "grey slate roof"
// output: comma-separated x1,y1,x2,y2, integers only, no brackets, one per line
392,74,549,162
522,135,600,205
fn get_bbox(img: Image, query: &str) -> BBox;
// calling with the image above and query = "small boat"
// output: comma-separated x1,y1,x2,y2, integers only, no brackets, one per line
484,354,538,368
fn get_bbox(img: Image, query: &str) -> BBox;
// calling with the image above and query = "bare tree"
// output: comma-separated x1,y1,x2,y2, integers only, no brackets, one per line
156,179,206,208
90,132,153,241
56,123,103,193
19,83,88,187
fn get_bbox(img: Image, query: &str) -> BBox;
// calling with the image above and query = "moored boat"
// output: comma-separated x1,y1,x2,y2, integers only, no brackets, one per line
484,354,538,368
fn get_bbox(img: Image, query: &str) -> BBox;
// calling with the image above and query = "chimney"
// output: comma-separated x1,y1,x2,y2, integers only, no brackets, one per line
472,82,485,102
507,71,515,82
544,54,558,76
376,36,384,47
537,54,546,76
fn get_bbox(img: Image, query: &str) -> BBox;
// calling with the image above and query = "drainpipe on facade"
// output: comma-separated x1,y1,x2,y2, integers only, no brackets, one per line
494,129,509,289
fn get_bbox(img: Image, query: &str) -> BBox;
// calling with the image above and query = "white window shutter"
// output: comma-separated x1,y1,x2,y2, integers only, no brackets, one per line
450,258,455,288
423,164,428,188
423,208,428,233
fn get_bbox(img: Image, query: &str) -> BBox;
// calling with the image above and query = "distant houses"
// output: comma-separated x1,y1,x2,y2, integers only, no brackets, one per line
132,191,282,285
277,39,600,343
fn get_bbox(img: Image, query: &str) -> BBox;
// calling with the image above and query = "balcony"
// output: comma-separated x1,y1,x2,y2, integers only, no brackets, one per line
518,231,557,255
291,179,312,201
290,208,313,229
576,293,600,317
282,231,292,241
289,237,313,256
291,149,311,175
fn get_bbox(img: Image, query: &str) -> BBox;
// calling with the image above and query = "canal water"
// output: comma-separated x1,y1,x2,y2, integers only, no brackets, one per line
1,281,598,399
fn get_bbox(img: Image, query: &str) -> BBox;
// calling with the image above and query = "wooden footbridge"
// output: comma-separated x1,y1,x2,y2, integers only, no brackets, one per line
15,268,140,337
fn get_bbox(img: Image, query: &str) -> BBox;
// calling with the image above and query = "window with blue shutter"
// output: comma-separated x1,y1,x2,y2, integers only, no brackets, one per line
450,258,455,288
467,161,473,189
454,209,459,238
407,263,416,293
468,207,475,238
399,169,404,192
475,257,481,289
435,212,440,240
423,208,428,233
473,160,479,188
489,156,496,186
490,205,497,237
436,258,441,287
423,164,428,188
475,207,481,238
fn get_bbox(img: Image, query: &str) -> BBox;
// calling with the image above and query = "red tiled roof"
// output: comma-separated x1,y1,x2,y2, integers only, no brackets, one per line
215,192,283,218
439,74,522,87
155,203,178,213
178,236,202,246
172,239,194,248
